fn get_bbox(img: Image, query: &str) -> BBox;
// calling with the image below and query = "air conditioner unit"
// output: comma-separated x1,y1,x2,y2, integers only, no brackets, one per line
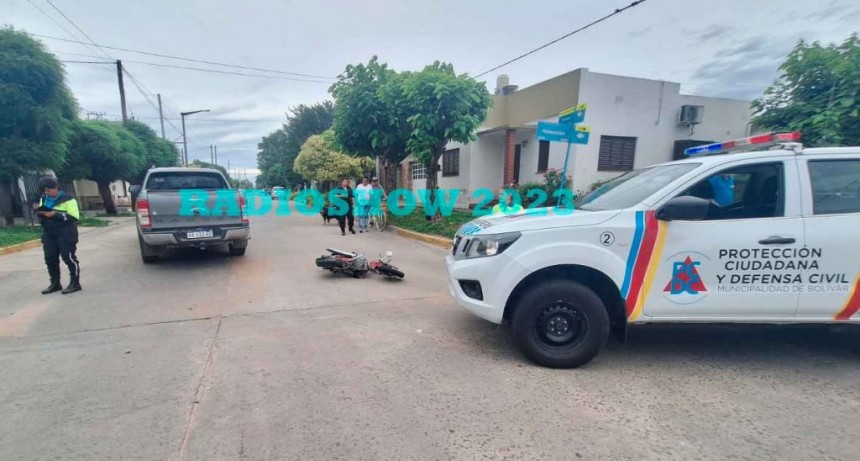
679,105,704,125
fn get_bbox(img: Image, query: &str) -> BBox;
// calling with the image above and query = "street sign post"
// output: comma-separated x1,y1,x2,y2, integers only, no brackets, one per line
537,121,574,143
559,103,587,125
544,103,590,205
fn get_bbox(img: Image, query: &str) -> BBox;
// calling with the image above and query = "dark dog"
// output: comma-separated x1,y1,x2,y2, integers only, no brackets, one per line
321,205,334,225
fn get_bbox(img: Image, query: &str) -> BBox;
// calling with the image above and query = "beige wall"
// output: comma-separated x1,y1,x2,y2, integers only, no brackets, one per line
481,69,583,131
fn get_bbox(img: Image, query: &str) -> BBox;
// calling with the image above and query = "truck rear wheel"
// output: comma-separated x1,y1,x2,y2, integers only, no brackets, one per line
512,280,610,368
138,234,158,264
229,241,247,256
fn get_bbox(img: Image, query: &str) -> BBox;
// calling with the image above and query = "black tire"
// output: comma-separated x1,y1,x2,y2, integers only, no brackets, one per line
138,234,158,264
352,270,367,278
229,241,247,256
376,263,404,279
316,256,347,269
512,280,610,368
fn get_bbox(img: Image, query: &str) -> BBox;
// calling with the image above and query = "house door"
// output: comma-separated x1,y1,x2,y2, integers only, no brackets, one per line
513,144,521,184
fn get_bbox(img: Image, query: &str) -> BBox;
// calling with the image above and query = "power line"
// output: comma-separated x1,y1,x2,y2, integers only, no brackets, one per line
28,32,336,80
55,49,330,82
475,0,649,78
116,59,331,83
44,0,114,61
95,114,282,123
54,50,112,61
60,60,113,64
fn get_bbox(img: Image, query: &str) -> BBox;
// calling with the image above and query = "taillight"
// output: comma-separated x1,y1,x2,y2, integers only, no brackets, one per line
239,195,249,224
137,199,151,228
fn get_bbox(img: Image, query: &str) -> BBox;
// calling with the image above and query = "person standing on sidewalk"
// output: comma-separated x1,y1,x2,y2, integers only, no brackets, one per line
332,178,356,236
33,176,82,294
354,177,373,233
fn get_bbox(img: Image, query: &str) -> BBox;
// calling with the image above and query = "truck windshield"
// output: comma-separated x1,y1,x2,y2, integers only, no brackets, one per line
145,172,228,190
575,163,700,211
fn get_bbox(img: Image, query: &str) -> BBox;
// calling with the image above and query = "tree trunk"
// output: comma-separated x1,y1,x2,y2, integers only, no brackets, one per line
424,145,443,222
0,178,14,227
97,180,117,215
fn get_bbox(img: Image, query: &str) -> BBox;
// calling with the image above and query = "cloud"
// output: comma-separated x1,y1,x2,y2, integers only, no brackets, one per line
692,25,735,42
216,132,266,144
628,27,651,38
714,37,767,58
689,35,796,100
806,0,848,21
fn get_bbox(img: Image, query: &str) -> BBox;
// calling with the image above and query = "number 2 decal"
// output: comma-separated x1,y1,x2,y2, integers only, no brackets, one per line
525,189,548,215
472,189,494,217
600,231,615,246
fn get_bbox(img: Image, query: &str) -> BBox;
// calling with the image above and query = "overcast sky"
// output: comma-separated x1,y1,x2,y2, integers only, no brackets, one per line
4,0,858,183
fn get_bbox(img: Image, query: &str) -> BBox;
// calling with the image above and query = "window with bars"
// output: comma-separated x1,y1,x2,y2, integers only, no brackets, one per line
537,140,549,173
442,149,460,176
598,136,637,171
411,162,427,180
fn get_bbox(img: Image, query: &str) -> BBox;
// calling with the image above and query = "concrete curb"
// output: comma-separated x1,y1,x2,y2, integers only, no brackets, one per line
0,239,41,256
0,218,129,257
391,226,451,249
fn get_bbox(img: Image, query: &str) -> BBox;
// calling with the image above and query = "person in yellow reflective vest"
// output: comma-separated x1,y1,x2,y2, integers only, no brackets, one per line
33,176,82,294
492,187,524,215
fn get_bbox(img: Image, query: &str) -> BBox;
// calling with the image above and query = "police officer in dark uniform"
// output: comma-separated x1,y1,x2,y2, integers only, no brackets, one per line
33,176,82,294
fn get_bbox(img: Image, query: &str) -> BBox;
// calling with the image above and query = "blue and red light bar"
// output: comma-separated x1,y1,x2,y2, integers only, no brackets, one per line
684,132,801,156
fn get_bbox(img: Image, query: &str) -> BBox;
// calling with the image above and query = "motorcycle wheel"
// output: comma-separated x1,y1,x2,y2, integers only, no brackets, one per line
376,263,404,279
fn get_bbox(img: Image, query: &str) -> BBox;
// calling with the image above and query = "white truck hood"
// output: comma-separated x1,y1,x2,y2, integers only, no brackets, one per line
456,207,621,236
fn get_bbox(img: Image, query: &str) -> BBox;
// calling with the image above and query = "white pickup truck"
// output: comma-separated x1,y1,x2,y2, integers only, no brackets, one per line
445,132,860,368
131,167,250,263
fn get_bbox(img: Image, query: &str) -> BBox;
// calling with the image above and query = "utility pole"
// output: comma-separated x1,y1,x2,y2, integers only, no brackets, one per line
210,145,214,164
181,116,188,166
157,93,166,139
180,109,210,167
214,145,218,166
116,60,128,122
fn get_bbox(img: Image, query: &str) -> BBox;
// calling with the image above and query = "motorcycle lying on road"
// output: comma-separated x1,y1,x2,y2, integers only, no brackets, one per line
315,248,405,279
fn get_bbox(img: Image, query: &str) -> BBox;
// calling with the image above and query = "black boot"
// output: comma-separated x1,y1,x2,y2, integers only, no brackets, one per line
62,279,82,295
41,280,62,295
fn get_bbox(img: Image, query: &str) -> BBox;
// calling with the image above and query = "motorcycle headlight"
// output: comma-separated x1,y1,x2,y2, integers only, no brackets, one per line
463,232,521,259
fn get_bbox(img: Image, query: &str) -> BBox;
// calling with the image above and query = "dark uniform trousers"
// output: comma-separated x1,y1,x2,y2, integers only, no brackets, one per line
43,228,80,282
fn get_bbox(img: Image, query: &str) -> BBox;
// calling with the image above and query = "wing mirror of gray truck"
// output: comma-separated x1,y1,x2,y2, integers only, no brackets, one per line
656,196,710,221
129,185,141,195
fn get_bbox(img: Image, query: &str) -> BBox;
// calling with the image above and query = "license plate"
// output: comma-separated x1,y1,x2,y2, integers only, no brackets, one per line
186,230,214,239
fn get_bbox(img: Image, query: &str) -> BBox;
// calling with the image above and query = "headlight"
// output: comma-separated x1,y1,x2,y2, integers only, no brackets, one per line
463,232,521,259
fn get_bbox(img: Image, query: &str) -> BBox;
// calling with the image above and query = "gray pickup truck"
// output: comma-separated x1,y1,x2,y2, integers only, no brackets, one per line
130,167,250,263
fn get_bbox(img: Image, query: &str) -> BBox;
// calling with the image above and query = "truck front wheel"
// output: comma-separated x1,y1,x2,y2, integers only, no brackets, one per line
512,280,610,368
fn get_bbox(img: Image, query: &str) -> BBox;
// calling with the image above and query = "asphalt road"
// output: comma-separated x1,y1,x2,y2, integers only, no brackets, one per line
1,210,859,461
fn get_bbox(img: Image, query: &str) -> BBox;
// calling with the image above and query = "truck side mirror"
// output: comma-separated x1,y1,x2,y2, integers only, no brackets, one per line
129,185,141,195
657,196,710,221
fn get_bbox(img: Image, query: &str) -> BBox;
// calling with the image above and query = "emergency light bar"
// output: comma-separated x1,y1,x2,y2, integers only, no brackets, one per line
684,132,802,156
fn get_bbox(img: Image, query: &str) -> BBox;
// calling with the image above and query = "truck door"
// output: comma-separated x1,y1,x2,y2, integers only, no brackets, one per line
796,155,860,320
642,158,803,320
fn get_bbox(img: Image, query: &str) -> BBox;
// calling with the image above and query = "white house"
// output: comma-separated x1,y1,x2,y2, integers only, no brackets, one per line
399,68,752,207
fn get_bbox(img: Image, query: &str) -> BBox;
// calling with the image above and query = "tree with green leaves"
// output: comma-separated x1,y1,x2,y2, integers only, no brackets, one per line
394,62,491,216
294,130,370,190
329,56,409,193
123,120,180,182
190,159,233,183
60,120,145,215
753,34,860,146
0,27,78,225
256,102,335,187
